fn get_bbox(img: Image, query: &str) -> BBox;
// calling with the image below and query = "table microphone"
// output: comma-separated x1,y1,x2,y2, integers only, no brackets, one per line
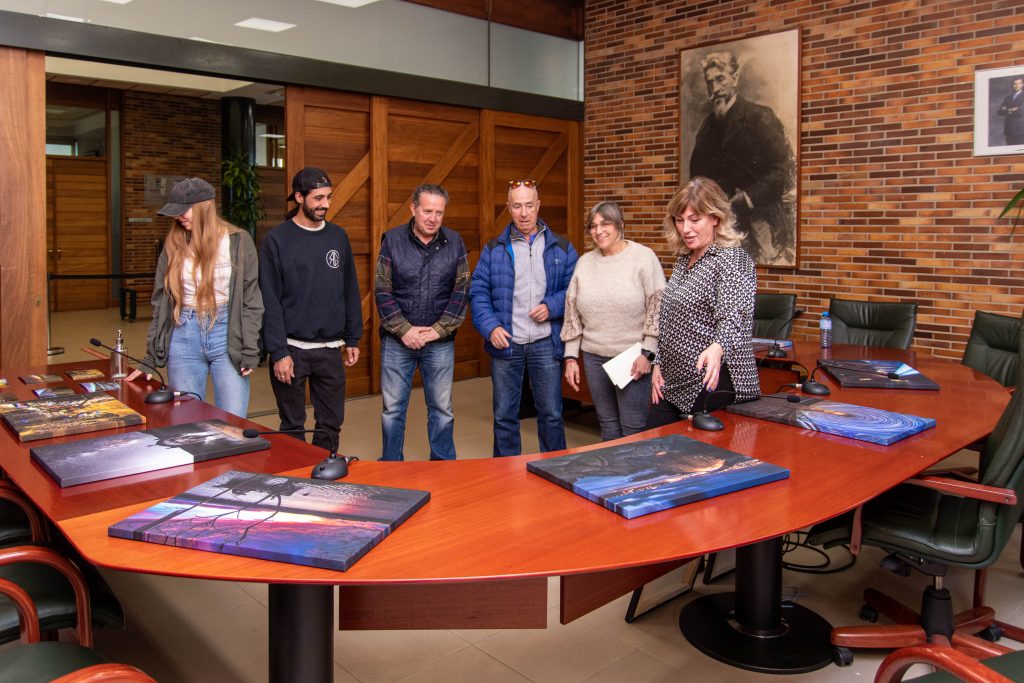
240,428,359,480
775,360,832,396
687,388,737,431
759,308,804,358
89,338,175,404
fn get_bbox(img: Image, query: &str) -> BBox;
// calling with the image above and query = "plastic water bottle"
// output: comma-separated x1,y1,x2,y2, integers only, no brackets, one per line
110,329,128,379
819,312,833,349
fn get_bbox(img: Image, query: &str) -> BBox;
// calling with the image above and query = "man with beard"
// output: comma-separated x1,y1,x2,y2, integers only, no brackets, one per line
689,51,796,265
997,76,1024,145
259,167,362,453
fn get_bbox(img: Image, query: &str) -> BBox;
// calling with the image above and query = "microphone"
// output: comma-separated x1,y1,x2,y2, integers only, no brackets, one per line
240,428,359,480
687,388,737,432
89,337,175,404
774,360,832,396
759,308,804,358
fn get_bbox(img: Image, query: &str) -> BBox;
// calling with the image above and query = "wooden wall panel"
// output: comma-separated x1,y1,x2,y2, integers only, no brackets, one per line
0,47,47,367
287,86,583,403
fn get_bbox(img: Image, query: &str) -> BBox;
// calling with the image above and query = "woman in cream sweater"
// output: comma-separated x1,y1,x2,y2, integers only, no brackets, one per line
561,201,665,440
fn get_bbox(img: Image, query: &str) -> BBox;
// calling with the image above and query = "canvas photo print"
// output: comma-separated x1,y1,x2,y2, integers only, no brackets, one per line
0,391,144,442
31,419,271,487
109,470,431,572
727,393,935,445
527,434,789,519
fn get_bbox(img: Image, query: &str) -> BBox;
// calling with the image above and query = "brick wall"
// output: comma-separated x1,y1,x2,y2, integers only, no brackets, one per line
584,0,1024,358
122,92,220,283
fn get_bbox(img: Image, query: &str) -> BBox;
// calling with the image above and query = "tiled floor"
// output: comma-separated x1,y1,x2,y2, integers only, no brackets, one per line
44,308,1024,682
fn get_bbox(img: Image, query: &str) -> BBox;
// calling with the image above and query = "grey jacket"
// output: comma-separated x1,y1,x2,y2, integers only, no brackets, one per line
143,231,264,372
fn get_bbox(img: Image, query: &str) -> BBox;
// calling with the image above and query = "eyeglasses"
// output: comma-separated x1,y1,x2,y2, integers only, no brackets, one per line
587,220,617,233
508,179,537,189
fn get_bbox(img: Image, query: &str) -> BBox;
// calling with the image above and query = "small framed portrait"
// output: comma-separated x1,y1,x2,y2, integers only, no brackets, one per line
680,28,801,268
973,65,1024,156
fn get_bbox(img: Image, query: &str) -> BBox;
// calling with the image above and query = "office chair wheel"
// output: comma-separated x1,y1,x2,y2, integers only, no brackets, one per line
979,624,1004,642
858,604,878,622
832,646,854,667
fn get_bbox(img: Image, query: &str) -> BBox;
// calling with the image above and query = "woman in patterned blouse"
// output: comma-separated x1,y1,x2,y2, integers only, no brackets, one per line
646,177,760,429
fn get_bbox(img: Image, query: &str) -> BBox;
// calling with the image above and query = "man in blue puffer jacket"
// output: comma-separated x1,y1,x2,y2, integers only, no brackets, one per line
470,180,578,456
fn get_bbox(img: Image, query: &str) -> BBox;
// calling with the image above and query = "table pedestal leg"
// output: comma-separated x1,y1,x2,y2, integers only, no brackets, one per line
680,537,833,674
269,584,333,683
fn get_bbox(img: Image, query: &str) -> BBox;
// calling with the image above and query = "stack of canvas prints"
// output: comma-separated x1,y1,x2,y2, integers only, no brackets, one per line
0,392,144,442
726,393,936,445
109,470,431,571
31,419,271,487
527,434,789,519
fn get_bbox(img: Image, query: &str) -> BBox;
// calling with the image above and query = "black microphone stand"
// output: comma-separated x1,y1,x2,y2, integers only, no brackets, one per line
241,428,358,480
761,308,804,359
89,337,174,404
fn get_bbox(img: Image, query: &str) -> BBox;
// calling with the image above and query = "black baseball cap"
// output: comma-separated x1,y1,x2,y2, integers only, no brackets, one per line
288,167,332,201
157,177,216,216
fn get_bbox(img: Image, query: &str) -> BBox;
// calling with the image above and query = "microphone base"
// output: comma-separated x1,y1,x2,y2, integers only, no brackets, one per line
145,389,175,404
766,347,788,358
801,381,831,396
311,455,352,480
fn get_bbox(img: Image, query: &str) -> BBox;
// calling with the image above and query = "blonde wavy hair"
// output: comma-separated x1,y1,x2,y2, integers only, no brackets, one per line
662,176,743,255
162,199,240,327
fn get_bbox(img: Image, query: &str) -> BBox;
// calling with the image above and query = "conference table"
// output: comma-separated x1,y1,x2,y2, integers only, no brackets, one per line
0,344,1010,681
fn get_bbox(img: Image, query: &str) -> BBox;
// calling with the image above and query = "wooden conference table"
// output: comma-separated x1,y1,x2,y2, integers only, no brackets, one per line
0,345,1010,681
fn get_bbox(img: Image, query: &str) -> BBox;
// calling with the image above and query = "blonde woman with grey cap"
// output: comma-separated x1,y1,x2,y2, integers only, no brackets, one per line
128,177,263,417
561,201,665,440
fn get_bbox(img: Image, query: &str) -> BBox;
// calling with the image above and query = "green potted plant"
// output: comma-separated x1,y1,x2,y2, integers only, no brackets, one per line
221,152,265,238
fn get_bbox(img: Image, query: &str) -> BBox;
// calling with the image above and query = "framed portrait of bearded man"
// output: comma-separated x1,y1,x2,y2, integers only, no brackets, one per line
679,28,800,268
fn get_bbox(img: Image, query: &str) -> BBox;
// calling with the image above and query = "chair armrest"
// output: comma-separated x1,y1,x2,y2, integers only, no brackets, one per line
52,663,158,683
921,467,979,481
875,643,1013,683
0,576,41,643
905,476,1017,505
0,481,48,542
0,545,93,646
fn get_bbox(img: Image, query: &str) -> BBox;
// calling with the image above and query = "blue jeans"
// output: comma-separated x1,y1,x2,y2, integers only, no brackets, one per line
582,351,652,441
380,335,456,461
167,306,249,418
490,338,566,457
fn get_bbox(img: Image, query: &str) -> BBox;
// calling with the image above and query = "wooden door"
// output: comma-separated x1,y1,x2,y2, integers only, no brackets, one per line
46,157,110,311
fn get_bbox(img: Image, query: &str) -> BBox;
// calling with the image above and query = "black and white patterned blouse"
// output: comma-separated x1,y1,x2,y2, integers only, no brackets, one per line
656,243,760,412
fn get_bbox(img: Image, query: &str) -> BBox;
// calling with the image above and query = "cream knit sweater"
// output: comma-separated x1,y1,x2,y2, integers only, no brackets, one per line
560,240,665,359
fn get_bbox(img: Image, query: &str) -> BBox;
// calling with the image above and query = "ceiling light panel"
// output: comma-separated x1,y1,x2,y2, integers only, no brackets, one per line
233,18,296,33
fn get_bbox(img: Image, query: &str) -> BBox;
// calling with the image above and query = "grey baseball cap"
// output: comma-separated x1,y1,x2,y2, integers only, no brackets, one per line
157,177,216,216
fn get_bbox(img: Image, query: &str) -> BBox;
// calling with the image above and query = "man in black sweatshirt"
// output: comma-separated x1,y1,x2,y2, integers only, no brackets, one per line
259,167,362,452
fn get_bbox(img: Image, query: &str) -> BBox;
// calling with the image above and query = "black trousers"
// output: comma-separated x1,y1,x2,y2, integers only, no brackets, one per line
645,363,735,430
269,346,346,452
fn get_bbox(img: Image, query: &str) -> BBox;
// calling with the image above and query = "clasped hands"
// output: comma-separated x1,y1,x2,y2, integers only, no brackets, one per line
400,326,441,350
488,304,549,350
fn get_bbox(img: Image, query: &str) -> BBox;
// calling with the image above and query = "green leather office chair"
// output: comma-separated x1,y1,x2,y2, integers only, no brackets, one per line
808,322,1024,666
875,642,1022,682
0,484,123,646
0,545,155,683
829,298,918,349
962,311,1022,389
753,293,798,339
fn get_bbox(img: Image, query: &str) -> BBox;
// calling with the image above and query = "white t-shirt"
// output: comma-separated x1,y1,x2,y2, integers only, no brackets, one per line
182,234,231,307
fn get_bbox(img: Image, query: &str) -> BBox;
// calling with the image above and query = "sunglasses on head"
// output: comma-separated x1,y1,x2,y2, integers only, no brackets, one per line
508,179,537,189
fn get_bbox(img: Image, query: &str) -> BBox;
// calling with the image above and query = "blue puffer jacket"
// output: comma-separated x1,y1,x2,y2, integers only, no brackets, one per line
470,220,579,359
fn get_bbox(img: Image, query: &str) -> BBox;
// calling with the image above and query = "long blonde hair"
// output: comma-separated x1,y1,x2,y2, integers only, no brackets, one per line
162,199,240,326
662,177,743,255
